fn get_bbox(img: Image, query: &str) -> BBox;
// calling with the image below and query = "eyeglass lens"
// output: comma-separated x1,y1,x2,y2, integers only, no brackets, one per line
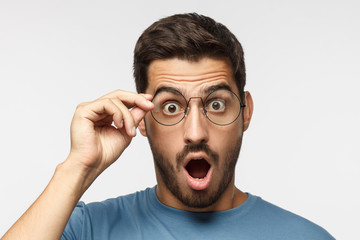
151,89,241,126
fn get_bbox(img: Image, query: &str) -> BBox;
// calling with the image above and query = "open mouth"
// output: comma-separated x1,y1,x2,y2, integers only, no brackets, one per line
184,157,212,190
185,158,211,180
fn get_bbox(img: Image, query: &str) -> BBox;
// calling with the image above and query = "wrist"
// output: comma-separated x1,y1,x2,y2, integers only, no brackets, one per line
55,156,99,198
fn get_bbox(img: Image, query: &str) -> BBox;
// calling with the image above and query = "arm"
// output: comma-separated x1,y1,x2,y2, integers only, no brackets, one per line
1,90,154,240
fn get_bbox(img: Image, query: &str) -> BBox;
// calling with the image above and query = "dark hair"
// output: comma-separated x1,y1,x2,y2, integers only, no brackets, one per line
133,13,246,101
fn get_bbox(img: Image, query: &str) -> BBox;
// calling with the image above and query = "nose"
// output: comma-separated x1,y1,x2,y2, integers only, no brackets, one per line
183,99,209,145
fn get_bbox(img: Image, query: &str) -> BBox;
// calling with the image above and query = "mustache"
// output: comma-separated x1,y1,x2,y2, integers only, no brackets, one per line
176,142,219,168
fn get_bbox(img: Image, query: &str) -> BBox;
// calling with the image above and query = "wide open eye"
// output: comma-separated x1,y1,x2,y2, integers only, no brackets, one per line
163,102,182,115
206,99,226,112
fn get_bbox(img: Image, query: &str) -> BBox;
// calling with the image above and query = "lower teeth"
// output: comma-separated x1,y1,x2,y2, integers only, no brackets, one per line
195,177,205,181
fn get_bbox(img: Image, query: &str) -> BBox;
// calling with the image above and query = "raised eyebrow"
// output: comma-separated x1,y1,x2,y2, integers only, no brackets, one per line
202,84,233,95
153,84,233,98
153,86,184,98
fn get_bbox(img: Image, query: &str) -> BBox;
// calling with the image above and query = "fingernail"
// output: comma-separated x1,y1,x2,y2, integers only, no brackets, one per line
132,127,137,136
119,120,124,128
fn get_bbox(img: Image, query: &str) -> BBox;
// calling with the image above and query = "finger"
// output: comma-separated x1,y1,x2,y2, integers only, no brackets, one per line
130,106,148,127
139,93,153,101
111,98,137,137
98,89,153,101
98,90,153,110
79,99,123,128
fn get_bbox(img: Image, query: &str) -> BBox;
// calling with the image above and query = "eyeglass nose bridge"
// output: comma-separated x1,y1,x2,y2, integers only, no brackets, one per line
184,96,207,117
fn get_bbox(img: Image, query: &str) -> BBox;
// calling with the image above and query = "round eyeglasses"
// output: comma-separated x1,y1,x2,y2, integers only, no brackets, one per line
150,88,246,126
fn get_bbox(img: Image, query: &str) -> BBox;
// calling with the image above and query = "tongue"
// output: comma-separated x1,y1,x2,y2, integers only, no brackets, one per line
186,159,210,179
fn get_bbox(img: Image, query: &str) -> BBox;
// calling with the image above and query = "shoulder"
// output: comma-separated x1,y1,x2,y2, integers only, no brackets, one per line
248,194,335,239
62,188,155,239
68,188,154,222
82,187,153,216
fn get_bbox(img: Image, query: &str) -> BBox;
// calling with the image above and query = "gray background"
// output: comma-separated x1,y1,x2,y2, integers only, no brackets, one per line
1,0,359,238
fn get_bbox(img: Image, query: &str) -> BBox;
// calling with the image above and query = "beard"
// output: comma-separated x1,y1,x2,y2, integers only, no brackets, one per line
149,138,243,209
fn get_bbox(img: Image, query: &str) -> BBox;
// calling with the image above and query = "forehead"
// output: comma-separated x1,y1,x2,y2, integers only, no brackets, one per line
146,58,237,95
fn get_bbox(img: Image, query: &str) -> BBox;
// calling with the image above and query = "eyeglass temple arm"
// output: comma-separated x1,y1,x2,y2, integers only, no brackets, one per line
241,92,247,107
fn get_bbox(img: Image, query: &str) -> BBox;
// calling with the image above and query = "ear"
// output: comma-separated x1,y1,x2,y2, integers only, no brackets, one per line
138,119,147,137
243,91,253,132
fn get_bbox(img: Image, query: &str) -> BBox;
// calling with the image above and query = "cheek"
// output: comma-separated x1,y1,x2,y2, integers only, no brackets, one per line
210,124,243,152
145,116,183,156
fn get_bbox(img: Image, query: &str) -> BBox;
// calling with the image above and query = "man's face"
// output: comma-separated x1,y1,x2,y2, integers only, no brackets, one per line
140,58,246,210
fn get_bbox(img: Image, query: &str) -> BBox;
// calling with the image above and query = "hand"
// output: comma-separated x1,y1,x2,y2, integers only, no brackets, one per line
66,90,154,177
0,90,154,240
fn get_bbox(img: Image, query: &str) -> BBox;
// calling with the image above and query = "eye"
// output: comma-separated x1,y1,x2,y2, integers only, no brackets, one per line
163,102,182,115
207,99,225,112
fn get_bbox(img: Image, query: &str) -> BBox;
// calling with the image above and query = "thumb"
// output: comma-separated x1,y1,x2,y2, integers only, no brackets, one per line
131,106,149,127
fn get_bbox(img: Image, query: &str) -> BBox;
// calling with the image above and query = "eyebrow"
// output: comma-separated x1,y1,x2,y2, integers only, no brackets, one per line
153,86,183,98
201,83,233,95
153,83,233,98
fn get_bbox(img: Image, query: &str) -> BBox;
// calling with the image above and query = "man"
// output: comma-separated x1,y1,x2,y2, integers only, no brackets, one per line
2,13,334,239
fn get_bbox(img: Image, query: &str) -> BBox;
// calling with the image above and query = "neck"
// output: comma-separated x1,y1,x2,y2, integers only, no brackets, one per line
155,178,248,212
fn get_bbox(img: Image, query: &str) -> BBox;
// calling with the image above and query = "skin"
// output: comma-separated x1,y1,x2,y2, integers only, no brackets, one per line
139,57,253,212
1,57,253,240
1,90,154,240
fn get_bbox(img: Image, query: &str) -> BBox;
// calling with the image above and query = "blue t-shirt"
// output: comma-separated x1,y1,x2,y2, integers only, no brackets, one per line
62,187,334,240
